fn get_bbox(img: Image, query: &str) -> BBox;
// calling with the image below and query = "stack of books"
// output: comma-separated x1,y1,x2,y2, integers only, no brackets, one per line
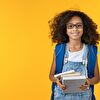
54,70,86,93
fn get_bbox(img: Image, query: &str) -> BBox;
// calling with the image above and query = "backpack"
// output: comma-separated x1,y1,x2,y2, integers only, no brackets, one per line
51,43,97,100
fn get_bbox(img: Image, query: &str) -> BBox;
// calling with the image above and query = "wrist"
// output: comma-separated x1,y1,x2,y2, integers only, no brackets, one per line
55,78,61,86
87,78,91,85
55,78,59,84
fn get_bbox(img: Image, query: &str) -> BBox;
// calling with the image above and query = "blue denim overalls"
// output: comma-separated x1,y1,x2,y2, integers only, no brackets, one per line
54,44,92,100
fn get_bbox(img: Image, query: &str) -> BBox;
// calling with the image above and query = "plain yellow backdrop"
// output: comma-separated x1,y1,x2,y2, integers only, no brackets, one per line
0,0,100,100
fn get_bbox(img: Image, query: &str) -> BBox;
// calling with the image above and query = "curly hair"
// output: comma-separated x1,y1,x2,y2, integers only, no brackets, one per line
48,10,100,45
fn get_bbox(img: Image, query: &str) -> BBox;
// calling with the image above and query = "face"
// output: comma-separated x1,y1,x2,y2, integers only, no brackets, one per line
66,16,83,40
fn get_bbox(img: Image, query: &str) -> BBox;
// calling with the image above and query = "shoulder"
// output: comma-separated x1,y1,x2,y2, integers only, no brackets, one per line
55,42,66,56
55,42,66,48
87,44,97,56
55,42,66,51
88,44,97,51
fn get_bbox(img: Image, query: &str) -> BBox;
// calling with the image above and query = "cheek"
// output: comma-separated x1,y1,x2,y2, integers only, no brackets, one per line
66,29,71,35
80,29,83,35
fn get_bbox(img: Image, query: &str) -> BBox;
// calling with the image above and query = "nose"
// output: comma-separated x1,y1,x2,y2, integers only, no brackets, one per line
73,26,77,30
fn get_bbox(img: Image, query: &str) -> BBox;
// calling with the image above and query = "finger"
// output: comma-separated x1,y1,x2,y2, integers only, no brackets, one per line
80,85,88,88
61,85,67,90
79,85,87,91
86,78,90,85
79,87,86,91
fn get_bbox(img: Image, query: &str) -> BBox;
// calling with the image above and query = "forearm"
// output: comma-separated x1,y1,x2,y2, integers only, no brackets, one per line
49,74,62,86
49,74,58,83
49,74,66,90
88,76,100,85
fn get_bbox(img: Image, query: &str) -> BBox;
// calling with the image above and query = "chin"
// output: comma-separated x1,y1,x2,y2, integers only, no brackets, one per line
71,37,81,40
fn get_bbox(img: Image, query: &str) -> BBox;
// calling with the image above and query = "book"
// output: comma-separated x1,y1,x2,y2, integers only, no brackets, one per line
54,70,75,78
54,70,87,93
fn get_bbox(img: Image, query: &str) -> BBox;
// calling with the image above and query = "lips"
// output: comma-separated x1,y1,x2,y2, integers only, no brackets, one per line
71,32,80,35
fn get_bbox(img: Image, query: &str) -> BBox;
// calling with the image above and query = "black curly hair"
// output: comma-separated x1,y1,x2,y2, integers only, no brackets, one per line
48,10,100,45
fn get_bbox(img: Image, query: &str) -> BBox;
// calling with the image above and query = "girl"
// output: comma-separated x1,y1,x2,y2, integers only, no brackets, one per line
49,10,100,100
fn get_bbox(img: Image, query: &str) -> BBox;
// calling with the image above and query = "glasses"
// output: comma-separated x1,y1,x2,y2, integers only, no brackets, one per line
66,23,83,29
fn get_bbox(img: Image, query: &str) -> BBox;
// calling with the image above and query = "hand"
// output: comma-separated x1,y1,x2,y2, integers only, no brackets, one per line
79,78,90,91
56,79,67,90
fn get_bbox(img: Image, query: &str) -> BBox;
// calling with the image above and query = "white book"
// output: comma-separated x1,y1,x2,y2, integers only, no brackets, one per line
54,70,87,93
54,70,75,78
62,75,86,93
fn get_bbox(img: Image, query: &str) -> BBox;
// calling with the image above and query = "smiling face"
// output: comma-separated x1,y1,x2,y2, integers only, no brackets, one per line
66,16,83,41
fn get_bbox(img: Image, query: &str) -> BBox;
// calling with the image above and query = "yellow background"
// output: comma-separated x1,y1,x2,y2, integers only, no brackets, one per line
0,0,100,100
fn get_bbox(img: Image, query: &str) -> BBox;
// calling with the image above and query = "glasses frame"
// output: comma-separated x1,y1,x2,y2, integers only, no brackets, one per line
66,23,83,29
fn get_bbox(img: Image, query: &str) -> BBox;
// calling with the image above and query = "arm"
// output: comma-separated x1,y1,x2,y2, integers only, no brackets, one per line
49,51,66,90
87,58,100,85
49,51,57,83
80,58,100,91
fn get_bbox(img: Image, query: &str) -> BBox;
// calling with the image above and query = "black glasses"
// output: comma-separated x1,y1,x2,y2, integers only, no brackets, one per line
66,23,83,29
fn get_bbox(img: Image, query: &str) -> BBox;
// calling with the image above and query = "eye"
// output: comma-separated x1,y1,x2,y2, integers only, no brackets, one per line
66,23,83,29
67,24,73,29
77,24,83,28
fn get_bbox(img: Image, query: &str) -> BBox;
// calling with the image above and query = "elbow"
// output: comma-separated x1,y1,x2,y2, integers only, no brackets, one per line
96,76,100,84
98,75,100,83
49,74,52,81
98,76,100,83
96,79,100,84
49,74,51,80
49,74,55,82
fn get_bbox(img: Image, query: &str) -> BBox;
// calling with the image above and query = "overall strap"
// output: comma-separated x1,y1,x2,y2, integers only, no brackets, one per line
82,44,89,66
63,43,68,64
82,44,89,78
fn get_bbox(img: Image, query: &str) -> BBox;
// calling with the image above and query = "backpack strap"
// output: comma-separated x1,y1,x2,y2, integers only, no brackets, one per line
54,43,66,74
88,45,97,77
88,45,97,100
51,43,66,100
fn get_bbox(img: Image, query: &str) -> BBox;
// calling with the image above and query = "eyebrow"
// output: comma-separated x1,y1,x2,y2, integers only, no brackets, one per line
67,22,83,24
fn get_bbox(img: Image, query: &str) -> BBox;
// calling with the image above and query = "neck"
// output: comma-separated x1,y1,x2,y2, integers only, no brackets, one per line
68,39,83,51
69,39,82,46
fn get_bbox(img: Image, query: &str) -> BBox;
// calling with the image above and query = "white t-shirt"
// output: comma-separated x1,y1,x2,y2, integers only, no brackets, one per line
66,44,85,62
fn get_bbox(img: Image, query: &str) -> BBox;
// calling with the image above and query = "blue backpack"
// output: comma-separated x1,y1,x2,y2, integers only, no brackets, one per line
51,43,97,100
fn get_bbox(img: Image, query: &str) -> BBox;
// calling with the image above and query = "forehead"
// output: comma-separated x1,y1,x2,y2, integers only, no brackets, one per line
67,16,83,24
